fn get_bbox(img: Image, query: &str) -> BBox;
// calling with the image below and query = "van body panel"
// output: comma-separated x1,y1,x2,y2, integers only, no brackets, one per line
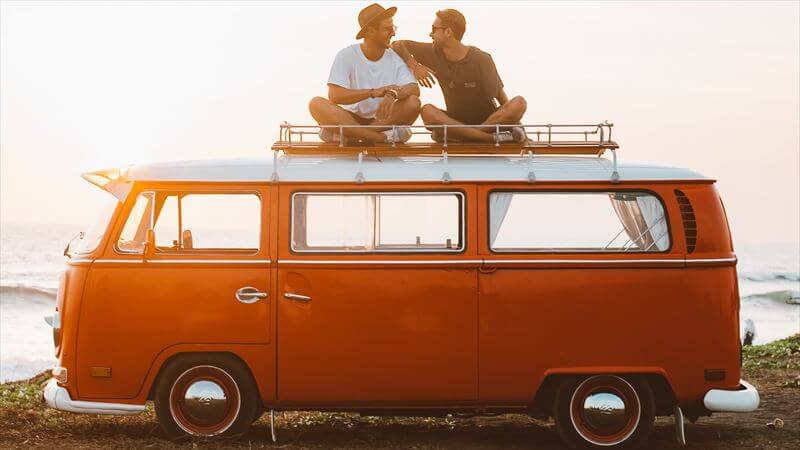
275,183,480,402
277,265,479,402
75,184,273,400
55,261,92,400
474,183,738,405
478,267,696,402
678,184,735,259
58,174,744,414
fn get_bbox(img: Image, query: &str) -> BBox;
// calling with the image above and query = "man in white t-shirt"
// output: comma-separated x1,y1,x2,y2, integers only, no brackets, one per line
309,4,420,144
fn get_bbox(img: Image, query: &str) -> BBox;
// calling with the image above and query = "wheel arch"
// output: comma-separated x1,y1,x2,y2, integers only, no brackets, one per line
529,368,677,418
145,349,263,413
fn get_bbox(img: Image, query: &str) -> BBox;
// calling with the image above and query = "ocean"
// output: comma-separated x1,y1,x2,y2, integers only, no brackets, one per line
1,222,798,382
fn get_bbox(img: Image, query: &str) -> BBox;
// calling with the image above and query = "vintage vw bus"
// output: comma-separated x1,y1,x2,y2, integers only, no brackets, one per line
44,123,758,448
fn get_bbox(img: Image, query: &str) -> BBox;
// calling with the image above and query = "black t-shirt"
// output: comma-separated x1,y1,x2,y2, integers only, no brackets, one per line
404,41,503,123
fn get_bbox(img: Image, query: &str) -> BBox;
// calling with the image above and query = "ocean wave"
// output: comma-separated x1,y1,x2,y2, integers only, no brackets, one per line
739,273,800,282
0,284,57,298
742,289,799,304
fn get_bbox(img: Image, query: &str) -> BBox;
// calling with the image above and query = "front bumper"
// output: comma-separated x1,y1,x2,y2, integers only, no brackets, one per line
43,378,145,415
703,379,760,412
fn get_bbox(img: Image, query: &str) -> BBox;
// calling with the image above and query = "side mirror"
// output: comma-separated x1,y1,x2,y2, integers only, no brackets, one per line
143,229,156,261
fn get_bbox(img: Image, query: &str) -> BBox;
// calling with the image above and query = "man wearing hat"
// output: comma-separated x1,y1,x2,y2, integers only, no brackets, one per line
309,3,420,144
392,9,528,143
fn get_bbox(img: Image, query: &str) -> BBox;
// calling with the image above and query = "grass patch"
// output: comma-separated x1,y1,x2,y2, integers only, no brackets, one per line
742,334,800,371
0,370,50,410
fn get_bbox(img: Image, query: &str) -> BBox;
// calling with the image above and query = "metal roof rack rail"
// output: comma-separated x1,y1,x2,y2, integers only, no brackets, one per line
271,121,620,182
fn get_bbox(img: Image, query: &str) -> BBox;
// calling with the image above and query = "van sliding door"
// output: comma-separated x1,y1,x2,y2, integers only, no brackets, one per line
276,186,479,403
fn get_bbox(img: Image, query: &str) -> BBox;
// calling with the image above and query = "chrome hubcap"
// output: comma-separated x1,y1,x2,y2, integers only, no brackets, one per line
168,365,241,436
182,380,229,427
582,392,628,435
569,375,641,446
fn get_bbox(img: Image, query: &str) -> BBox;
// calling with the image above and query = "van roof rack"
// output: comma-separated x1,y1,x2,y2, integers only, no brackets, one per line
270,121,620,182
272,121,617,155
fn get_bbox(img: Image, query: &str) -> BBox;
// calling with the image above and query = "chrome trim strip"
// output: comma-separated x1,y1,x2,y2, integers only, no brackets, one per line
485,259,684,264
67,259,93,264
279,259,482,265
93,259,141,264
686,257,737,264
87,257,732,266
93,259,271,264
277,257,733,265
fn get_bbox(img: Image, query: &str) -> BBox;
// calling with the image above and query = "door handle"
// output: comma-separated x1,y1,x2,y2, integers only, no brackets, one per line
236,286,268,304
283,292,311,302
479,266,497,274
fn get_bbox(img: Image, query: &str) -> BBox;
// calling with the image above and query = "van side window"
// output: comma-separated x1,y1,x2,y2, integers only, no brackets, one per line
489,191,670,252
292,192,463,252
117,192,260,253
117,192,154,253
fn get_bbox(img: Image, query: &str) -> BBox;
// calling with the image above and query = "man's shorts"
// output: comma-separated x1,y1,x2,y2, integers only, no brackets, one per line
347,110,373,126
445,108,496,125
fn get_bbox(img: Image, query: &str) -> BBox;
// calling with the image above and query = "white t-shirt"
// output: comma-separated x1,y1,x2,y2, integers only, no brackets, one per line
327,44,416,119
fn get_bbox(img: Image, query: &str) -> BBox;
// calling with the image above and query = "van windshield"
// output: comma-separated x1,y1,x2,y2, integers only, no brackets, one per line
71,195,120,255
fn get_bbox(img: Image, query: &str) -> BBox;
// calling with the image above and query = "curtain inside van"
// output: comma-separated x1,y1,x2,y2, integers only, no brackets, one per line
636,195,669,251
608,193,668,251
489,193,514,246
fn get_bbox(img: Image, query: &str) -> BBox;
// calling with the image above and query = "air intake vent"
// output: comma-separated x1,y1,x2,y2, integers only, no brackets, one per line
675,190,697,253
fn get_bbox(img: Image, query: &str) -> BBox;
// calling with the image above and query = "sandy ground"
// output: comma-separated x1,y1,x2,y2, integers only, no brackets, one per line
0,366,798,449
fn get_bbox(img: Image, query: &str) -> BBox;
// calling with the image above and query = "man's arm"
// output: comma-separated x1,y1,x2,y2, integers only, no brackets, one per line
391,40,437,88
396,82,420,99
328,84,394,105
496,88,509,106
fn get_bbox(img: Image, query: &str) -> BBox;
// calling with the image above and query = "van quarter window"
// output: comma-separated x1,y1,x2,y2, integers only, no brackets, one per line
490,191,670,252
292,192,463,252
117,192,260,253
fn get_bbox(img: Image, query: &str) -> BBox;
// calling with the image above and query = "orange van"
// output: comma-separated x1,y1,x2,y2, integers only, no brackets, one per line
44,123,759,448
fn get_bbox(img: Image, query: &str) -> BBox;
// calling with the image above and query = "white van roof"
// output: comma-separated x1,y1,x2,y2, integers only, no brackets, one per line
124,154,710,183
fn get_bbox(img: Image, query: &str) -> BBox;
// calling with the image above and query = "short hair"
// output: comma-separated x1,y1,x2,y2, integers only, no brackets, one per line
436,9,466,41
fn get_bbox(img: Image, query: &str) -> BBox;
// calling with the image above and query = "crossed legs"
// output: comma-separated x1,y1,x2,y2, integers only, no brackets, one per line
309,96,421,143
420,96,528,143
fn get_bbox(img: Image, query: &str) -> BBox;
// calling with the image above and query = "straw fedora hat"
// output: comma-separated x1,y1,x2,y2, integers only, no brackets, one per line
356,3,397,39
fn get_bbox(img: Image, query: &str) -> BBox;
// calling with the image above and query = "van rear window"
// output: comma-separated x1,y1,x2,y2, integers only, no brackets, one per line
489,191,670,253
292,192,463,252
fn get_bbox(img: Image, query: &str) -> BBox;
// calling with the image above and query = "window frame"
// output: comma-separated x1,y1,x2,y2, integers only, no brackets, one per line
290,190,467,254
486,188,673,254
113,188,263,256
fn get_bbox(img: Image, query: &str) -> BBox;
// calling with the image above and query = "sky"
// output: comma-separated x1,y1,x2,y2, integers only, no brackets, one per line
1,1,798,245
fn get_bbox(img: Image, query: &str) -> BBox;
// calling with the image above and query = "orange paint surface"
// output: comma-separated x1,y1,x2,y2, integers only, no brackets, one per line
53,179,740,410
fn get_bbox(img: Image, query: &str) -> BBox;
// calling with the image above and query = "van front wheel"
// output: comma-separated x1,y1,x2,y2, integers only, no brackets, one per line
154,355,259,439
554,375,655,448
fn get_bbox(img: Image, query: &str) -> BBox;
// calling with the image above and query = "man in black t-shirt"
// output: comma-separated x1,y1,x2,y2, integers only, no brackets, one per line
392,9,527,143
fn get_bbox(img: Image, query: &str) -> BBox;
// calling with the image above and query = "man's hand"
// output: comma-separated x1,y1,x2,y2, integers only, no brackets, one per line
411,62,436,88
376,94,395,120
371,85,399,99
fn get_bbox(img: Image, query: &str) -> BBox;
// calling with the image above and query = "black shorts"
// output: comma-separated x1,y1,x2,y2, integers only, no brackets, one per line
444,108,496,126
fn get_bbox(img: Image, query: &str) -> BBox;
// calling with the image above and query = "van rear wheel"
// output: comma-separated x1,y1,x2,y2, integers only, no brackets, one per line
154,354,258,439
554,375,655,448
